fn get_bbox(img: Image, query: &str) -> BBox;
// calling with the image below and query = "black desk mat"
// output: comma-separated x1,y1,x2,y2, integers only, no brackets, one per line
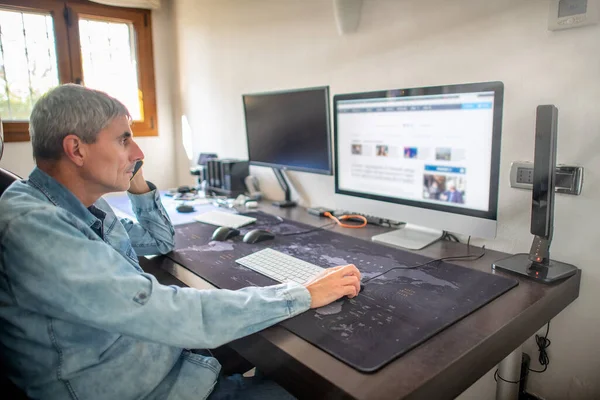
166,211,518,372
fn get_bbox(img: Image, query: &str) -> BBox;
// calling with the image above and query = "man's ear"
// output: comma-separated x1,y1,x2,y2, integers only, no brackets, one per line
63,134,86,166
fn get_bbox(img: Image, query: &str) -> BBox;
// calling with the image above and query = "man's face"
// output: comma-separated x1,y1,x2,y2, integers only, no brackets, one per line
81,116,144,193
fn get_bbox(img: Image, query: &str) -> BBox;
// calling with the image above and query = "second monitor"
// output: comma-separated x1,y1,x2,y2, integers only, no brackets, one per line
334,81,504,249
243,86,332,207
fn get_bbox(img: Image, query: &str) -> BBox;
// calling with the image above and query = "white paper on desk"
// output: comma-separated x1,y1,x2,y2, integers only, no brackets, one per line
163,197,212,207
184,198,213,206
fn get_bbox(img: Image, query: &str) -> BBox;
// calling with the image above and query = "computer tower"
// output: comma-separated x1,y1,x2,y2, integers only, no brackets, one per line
221,160,249,193
208,159,221,188
205,159,249,198
189,153,218,186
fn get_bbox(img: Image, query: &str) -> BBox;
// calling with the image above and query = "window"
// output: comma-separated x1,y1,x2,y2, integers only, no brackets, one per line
0,0,158,142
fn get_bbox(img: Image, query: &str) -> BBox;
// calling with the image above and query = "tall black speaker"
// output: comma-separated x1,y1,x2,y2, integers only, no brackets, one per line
492,105,577,283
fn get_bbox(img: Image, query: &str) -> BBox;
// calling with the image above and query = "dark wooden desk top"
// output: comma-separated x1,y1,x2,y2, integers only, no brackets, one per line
140,204,581,400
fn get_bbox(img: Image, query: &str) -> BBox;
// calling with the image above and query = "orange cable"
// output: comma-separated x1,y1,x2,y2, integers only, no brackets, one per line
323,212,367,229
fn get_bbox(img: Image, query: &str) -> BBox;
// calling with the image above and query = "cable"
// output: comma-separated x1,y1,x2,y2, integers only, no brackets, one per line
494,322,551,384
443,232,461,243
323,211,367,229
281,222,337,237
529,322,551,373
362,245,486,284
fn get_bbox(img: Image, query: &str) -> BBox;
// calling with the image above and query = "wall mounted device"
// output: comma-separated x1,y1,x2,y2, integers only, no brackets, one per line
242,86,332,208
493,105,578,284
510,161,583,195
334,81,504,250
548,0,599,30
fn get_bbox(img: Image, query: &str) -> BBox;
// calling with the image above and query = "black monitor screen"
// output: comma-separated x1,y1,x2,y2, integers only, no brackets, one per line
243,86,332,175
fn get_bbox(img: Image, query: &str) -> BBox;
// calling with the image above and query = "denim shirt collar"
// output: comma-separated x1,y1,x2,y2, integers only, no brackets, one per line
27,167,106,230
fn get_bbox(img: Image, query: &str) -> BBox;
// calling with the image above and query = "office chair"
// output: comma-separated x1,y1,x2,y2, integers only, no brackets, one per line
0,167,20,197
0,135,28,399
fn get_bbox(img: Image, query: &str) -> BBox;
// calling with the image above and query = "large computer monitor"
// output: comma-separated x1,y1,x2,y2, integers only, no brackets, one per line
334,81,504,249
243,86,332,207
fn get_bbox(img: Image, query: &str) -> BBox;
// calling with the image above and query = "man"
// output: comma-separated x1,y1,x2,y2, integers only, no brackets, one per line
0,84,361,400
443,182,464,204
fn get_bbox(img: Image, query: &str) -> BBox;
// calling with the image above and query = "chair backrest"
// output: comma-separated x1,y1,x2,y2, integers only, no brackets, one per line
0,168,19,198
0,129,28,399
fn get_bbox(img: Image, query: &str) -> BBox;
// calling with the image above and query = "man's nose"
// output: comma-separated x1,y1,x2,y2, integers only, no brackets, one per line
131,140,145,161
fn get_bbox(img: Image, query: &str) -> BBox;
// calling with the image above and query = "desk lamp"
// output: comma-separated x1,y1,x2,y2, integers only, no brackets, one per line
493,105,578,283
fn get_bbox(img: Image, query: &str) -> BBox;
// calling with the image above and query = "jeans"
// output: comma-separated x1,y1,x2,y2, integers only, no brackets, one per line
208,371,296,400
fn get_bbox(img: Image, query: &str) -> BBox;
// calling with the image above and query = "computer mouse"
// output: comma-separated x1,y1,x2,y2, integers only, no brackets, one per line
211,226,240,241
176,204,195,213
243,229,275,244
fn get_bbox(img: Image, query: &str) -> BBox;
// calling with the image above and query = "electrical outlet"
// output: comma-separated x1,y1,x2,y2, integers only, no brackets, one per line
516,167,534,184
509,161,584,195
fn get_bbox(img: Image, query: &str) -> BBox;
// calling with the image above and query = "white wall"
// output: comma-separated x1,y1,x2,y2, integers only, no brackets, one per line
0,5,178,190
172,0,600,399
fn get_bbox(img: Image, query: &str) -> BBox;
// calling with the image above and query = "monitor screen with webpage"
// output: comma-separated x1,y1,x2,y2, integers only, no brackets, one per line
334,81,503,249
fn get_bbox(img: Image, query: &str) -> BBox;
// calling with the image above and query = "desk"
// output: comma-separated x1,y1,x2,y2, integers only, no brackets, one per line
138,203,580,400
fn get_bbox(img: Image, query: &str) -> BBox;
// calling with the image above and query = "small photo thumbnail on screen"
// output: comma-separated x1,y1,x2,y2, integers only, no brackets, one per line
376,144,389,157
423,174,466,204
351,143,363,155
435,147,452,161
404,147,418,159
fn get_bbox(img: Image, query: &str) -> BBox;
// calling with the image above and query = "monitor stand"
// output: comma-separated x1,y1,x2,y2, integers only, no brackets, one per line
371,224,444,250
272,168,297,208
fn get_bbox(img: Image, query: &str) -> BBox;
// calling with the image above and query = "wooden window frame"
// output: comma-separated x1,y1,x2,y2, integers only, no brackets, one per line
0,0,158,142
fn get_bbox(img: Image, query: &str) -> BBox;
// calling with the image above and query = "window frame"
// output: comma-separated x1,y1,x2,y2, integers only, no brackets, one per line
0,0,158,142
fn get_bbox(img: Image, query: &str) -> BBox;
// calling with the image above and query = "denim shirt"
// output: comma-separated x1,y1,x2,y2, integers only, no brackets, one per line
0,168,311,400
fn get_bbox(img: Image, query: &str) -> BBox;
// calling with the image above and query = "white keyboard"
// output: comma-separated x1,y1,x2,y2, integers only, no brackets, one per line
194,211,256,229
235,248,325,284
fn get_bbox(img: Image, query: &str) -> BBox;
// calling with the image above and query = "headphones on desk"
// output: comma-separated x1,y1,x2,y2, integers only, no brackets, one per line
323,212,367,229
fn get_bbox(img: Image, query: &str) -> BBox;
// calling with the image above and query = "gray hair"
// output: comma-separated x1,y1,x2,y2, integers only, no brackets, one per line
29,84,130,160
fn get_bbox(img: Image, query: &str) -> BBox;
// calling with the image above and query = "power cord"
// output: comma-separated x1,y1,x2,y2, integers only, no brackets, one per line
529,322,551,373
281,222,337,237
494,322,551,384
362,244,486,284
442,232,461,243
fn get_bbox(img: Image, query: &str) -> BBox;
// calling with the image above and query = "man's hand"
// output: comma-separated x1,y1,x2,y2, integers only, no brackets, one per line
304,264,361,308
128,163,151,194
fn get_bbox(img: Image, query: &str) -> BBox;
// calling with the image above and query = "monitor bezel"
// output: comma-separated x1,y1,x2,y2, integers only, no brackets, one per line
333,81,504,221
242,86,333,176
